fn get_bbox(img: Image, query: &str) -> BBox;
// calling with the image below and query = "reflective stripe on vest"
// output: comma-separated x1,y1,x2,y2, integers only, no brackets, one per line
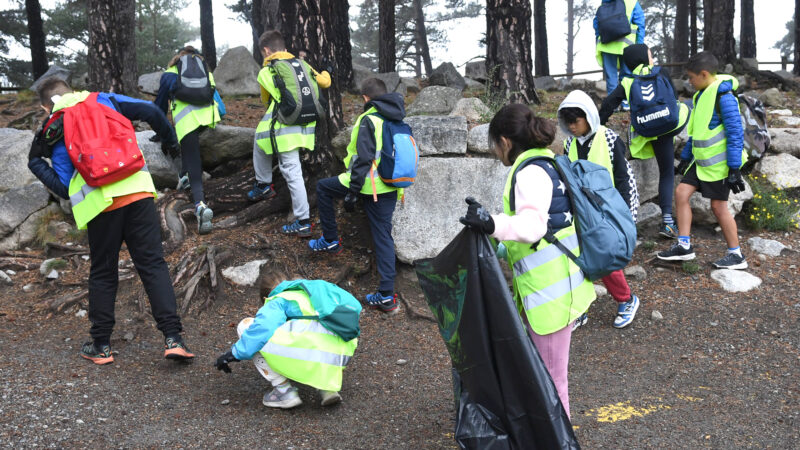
254,124,316,142
70,164,151,207
521,269,587,310
263,341,351,367
255,103,316,154
173,103,207,124
513,234,580,277
693,132,726,150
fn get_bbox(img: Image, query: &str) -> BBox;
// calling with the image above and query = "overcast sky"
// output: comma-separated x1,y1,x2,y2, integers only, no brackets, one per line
2,0,796,79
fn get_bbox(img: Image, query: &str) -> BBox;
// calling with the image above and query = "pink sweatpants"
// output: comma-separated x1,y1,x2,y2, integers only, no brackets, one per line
600,269,631,303
529,324,573,418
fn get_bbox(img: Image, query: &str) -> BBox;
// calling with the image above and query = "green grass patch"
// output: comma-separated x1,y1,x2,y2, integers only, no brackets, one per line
681,261,701,274
45,258,68,272
743,174,800,231
642,240,656,251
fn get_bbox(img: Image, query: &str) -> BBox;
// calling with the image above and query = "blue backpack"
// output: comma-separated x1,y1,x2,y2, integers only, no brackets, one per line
596,0,631,44
515,155,637,281
628,67,680,137
372,116,419,189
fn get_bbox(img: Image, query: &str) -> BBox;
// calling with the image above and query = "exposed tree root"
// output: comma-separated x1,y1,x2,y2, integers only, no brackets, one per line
397,292,436,323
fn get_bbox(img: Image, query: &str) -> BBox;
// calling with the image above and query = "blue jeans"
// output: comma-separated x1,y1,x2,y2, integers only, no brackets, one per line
316,176,397,292
601,52,632,96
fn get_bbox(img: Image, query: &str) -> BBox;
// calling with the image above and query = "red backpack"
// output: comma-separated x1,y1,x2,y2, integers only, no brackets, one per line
47,93,145,187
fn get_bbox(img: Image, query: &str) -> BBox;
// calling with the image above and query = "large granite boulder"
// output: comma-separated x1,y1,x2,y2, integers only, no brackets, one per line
198,125,256,169
392,157,509,263
0,203,61,252
137,71,163,96
0,129,39,193
756,153,800,189
214,46,261,96
135,131,181,189
534,76,557,91
0,182,51,237
759,88,785,107
407,86,462,116
769,128,800,157
30,66,71,92
428,62,466,91
405,116,467,156
465,59,487,82
688,179,753,224
351,64,404,95
331,126,354,161
467,124,490,154
449,97,490,122
400,77,420,94
629,158,660,203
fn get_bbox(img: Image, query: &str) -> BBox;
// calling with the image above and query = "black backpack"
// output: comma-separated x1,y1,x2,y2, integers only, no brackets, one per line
596,0,631,44
173,52,214,105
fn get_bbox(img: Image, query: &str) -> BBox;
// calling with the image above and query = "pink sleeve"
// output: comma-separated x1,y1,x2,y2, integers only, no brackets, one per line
491,164,552,243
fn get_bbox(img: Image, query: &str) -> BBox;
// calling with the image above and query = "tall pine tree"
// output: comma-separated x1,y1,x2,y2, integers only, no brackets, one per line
87,0,137,94
486,0,539,104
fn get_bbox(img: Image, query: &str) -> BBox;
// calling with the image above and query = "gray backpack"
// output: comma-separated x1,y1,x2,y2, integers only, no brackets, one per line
173,52,214,106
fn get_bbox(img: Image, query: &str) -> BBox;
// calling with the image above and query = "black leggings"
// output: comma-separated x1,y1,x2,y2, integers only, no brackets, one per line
651,134,675,217
180,127,205,205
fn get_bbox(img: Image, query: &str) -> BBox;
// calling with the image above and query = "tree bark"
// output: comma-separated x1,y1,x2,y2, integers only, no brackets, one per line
486,0,539,104
703,0,736,66
795,0,800,75
532,0,549,76
378,0,396,72
690,0,698,55
200,0,217,70
87,0,137,95
413,0,432,76
566,0,574,76
252,0,280,63
739,0,756,59
674,0,689,64
25,0,48,80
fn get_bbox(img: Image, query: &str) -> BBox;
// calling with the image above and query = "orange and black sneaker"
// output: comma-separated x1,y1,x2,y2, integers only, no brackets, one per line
164,336,195,361
80,341,114,365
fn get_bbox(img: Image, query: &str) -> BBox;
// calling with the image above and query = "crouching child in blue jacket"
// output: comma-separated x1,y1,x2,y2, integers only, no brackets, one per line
215,268,361,409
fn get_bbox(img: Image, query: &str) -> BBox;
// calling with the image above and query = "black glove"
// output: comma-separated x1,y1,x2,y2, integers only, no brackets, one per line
149,134,162,143
28,131,48,161
726,168,745,194
161,141,180,159
675,159,691,176
214,349,239,373
459,197,495,234
343,190,358,213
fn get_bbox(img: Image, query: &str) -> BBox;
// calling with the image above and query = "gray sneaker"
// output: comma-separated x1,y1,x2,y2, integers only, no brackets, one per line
319,390,341,406
712,252,748,270
195,202,213,235
262,386,302,409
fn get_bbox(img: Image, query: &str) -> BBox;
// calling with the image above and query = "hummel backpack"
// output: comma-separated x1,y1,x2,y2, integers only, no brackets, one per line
370,117,419,189
511,155,637,281
596,0,631,44
173,52,215,105
628,67,680,138
270,58,328,125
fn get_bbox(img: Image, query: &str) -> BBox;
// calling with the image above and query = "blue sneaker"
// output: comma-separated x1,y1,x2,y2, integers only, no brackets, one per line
308,236,342,254
572,312,588,331
247,182,276,202
660,222,678,239
613,295,640,329
365,292,398,313
282,220,312,238
621,100,630,112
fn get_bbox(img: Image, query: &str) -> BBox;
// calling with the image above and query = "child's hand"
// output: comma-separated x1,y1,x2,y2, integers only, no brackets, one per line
214,349,239,373
726,169,745,194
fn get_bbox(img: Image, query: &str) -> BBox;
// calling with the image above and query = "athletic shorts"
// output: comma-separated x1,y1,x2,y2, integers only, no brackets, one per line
679,164,730,201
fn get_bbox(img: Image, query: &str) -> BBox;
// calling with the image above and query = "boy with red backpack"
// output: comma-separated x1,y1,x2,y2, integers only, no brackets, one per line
27,77,195,365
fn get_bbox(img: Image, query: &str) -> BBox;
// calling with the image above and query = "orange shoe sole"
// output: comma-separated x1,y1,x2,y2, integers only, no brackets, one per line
81,353,114,365
164,347,195,360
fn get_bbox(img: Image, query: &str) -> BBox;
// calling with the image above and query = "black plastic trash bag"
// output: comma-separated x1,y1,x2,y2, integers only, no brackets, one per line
415,228,580,450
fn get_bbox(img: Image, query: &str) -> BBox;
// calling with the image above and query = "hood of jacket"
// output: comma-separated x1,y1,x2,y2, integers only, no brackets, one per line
364,92,406,121
557,90,601,145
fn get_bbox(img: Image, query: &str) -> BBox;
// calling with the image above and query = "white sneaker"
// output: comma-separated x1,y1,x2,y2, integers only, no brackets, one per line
262,385,302,409
195,201,213,235
319,390,342,406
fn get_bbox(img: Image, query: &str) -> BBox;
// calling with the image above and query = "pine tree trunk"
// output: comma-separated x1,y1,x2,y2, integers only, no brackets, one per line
486,0,539,104
690,0,698,55
25,0,48,80
533,0,549,76
200,0,217,70
378,0,396,72
251,0,280,64
674,0,689,64
87,0,137,95
413,0,433,76
795,0,800,75
739,0,756,59
566,0,574,76
703,0,736,66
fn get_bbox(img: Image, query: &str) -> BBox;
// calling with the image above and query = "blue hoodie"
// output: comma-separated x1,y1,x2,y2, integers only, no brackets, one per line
681,80,744,168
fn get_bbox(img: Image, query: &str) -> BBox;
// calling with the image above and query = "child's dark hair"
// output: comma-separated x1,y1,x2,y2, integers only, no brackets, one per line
168,45,201,68
686,51,719,75
558,107,586,125
361,77,387,99
489,104,556,161
36,77,72,109
258,265,294,301
259,30,286,52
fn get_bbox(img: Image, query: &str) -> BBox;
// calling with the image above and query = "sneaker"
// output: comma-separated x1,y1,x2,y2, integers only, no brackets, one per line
176,173,190,191
659,223,678,239
262,386,302,409
247,182,276,202
712,252,748,270
621,101,630,112
80,341,114,365
319,390,342,406
613,295,640,329
163,336,195,361
196,202,213,235
308,236,342,254
365,292,398,313
572,313,588,331
657,243,696,261
282,219,312,238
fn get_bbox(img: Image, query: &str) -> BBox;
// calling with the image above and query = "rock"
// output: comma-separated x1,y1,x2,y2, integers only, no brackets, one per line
134,131,181,189
711,269,762,292
137,71,163,96
0,270,12,285
46,220,72,241
758,254,767,262
594,283,608,297
594,80,607,93
769,109,793,117
396,359,408,365
0,182,51,237
467,124,491,154
769,128,800,157
759,88,785,107
198,125,256,169
742,58,759,71
351,64,404,95
747,236,786,257
651,310,663,321
463,78,484,91
629,158,659,203
40,258,65,275
392,158,509,263
75,309,87,318
756,153,800,189
407,86,462,116
331,126,354,160
623,265,646,280
688,179,753,224
400,77,420,94
637,202,662,226
222,260,267,286
534,76,557,91
404,116,467,156
22,284,33,293
449,98,490,123
0,203,62,252
0,129,39,193
774,70,795,81
123,331,134,342
221,399,231,405
777,116,800,126
567,78,595,91
46,269,59,280
465,59,487,82
723,64,733,74
213,46,261,96
428,62,466,90
30,65,72,92
5,270,15,275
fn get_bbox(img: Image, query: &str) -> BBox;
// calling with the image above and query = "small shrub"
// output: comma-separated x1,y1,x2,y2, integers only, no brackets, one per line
744,174,799,231
642,240,656,251
681,261,701,274
45,258,68,272
479,64,508,123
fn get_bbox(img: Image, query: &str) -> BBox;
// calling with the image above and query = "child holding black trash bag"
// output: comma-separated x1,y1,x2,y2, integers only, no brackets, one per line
459,104,597,418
